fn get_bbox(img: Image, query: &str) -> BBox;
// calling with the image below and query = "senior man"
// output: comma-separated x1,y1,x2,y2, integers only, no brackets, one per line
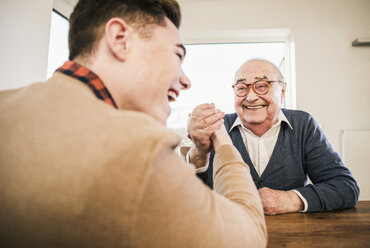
0,1,267,247
187,58,359,215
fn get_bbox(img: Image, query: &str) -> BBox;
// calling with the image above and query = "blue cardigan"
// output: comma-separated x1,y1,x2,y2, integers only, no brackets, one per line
197,109,359,212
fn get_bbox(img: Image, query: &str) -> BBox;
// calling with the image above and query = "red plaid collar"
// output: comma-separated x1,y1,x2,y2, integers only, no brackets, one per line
56,61,118,108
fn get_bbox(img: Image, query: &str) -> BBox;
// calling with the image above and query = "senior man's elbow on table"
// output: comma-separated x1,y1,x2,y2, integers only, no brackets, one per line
186,58,359,215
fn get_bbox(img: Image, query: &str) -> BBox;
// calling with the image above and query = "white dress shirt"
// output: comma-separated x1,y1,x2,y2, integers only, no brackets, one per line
229,111,291,176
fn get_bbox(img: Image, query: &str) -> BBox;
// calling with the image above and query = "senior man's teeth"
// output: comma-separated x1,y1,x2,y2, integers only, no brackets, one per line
168,91,177,102
247,105,264,109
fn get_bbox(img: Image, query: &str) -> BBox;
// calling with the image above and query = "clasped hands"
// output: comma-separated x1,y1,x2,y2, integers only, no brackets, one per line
187,103,227,168
187,103,303,215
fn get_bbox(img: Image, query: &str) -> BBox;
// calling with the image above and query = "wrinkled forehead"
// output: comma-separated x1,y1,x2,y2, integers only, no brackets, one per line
235,61,280,82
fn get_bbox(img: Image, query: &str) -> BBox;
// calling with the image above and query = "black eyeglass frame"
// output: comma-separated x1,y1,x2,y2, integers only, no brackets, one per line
232,78,283,97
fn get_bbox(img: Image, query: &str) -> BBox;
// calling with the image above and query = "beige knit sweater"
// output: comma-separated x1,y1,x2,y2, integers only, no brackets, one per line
0,73,267,247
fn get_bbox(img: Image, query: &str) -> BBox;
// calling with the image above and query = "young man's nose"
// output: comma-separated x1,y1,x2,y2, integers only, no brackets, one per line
180,74,191,90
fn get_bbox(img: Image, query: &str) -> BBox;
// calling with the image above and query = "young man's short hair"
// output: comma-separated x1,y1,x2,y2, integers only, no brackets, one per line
68,0,181,60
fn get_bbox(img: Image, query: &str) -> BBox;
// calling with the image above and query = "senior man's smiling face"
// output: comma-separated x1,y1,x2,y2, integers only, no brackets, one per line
234,60,286,135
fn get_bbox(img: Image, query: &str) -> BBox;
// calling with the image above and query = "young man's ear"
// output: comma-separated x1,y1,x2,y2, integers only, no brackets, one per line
105,17,131,61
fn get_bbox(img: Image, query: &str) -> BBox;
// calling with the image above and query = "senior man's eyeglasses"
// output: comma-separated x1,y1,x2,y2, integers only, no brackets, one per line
232,77,283,97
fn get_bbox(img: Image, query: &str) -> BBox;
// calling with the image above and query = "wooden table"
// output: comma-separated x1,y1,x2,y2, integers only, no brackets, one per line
265,201,370,247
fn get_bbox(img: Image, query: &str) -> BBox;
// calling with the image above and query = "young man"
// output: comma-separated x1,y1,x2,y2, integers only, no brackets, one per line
0,1,266,247
187,59,359,215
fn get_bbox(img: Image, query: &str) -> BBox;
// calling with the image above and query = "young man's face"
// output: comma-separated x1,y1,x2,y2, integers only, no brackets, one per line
125,18,190,124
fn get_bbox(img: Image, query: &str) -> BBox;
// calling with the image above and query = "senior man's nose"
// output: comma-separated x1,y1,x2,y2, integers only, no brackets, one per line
245,88,259,101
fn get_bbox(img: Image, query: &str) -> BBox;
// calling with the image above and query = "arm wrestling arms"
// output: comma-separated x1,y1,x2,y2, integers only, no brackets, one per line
132,128,267,248
187,103,225,169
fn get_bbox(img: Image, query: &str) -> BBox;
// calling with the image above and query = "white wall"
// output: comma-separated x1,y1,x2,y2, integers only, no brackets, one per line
0,0,53,90
179,0,370,155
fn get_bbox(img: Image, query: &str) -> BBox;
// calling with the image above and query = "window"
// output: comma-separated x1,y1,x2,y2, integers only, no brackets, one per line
47,10,69,79
46,11,294,134
167,42,286,130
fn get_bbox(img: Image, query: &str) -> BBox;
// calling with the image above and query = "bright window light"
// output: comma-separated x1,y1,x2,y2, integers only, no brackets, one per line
167,42,285,129
47,10,69,79
46,14,286,131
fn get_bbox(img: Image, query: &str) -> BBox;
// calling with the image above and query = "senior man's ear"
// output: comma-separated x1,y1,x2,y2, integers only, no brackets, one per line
281,82,287,103
104,17,132,61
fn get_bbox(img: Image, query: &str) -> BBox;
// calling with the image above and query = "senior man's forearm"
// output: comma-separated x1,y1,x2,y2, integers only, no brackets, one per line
188,146,210,169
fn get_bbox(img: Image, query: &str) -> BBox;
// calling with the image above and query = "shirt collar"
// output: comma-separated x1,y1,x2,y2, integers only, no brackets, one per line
229,110,293,133
279,110,293,130
56,61,118,109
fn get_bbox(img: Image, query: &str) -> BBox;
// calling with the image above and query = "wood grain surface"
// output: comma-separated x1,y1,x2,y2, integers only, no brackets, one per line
266,201,370,248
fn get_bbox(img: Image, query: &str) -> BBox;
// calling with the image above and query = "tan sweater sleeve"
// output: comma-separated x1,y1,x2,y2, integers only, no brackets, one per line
131,144,267,248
